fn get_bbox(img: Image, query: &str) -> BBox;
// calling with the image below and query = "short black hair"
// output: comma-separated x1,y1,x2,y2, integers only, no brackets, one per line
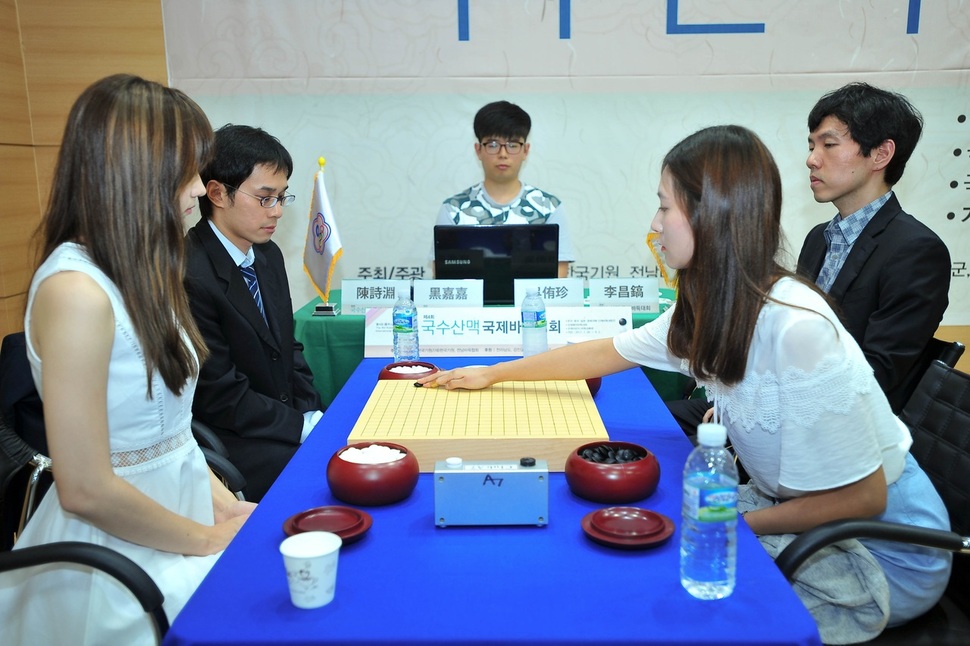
808,82,922,186
473,101,531,142
199,124,293,218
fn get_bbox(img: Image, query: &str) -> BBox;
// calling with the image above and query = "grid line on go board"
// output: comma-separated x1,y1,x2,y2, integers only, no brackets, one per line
349,380,606,440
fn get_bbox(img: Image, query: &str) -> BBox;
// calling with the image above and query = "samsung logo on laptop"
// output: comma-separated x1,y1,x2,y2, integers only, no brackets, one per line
443,259,472,265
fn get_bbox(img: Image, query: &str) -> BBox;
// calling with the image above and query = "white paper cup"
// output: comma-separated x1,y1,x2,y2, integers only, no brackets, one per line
280,531,342,608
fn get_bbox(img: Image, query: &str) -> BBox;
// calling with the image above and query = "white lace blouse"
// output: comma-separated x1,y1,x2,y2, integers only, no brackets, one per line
613,277,911,499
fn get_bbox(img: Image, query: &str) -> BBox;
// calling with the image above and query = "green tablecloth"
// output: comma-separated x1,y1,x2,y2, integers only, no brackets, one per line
293,293,365,407
293,289,692,406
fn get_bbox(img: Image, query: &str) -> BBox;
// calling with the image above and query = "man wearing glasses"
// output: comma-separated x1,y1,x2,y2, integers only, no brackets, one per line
436,100,575,277
184,124,323,501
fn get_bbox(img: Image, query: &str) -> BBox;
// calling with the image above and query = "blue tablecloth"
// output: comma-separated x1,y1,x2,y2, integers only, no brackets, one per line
164,357,821,646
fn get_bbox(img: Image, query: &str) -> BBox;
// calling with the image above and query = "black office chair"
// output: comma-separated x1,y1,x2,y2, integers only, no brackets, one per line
891,337,965,413
775,359,970,644
0,540,169,643
0,332,53,550
0,333,47,455
192,418,231,457
0,415,52,550
191,419,247,499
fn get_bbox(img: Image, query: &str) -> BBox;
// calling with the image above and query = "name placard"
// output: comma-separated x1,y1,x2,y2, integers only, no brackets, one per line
341,279,411,314
512,278,585,307
587,277,660,313
413,279,484,308
363,306,632,357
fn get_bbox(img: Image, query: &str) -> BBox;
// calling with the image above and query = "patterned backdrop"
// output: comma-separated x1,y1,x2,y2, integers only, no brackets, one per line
162,0,970,322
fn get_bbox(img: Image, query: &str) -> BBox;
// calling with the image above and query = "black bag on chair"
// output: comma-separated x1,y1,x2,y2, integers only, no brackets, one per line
0,332,53,551
0,333,47,455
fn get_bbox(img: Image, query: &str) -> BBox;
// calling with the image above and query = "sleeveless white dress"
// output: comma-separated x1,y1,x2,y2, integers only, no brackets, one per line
0,243,219,645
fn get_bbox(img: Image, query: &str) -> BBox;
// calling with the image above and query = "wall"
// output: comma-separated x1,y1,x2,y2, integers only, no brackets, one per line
161,0,970,368
0,0,167,339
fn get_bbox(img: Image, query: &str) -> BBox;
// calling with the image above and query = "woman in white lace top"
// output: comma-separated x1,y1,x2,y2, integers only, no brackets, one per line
418,125,951,644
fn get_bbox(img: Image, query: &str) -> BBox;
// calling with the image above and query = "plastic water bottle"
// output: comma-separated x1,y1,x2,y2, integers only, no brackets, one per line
680,422,738,600
392,295,420,361
520,288,548,357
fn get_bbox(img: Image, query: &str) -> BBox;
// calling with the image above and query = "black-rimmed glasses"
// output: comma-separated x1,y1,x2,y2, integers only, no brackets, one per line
224,183,296,208
480,139,525,155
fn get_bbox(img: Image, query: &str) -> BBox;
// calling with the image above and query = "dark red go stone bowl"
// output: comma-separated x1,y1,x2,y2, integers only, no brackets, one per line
564,441,660,504
326,442,420,506
378,361,439,380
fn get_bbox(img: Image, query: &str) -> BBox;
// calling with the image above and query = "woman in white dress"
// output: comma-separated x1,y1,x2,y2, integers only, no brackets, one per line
417,125,951,644
0,74,255,644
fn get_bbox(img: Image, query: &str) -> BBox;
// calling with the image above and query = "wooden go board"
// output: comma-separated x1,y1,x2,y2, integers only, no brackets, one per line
347,380,610,472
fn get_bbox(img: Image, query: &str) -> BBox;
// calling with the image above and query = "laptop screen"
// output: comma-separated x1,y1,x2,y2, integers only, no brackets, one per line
433,224,560,305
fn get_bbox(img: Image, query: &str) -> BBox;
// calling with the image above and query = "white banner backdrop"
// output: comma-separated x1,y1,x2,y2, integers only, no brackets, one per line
162,0,970,323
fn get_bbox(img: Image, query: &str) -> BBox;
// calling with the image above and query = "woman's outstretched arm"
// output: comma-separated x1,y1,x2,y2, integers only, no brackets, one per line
416,337,637,391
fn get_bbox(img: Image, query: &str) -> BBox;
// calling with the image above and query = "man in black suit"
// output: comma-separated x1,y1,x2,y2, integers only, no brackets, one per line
797,82,950,412
185,125,323,501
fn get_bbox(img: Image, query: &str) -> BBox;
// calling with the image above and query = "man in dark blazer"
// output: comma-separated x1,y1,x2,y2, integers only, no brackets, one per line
185,125,323,501
797,82,950,413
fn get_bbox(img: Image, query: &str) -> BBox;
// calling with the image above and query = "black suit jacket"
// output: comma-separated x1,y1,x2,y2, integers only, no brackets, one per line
184,219,323,500
796,194,950,412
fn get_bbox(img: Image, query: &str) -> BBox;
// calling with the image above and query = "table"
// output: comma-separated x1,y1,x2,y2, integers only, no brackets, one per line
165,357,821,646
294,291,694,407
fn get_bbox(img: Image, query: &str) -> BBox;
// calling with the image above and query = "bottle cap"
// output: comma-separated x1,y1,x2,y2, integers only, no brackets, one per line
696,423,727,447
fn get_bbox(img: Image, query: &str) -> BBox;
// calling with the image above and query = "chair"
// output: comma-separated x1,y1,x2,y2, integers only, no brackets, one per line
0,332,53,549
191,418,231,457
0,416,52,550
891,337,965,413
0,332,47,455
192,419,247,499
775,359,970,644
0,541,169,643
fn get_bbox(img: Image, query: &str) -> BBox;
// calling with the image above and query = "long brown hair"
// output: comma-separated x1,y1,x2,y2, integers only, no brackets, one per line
37,74,211,395
664,125,789,385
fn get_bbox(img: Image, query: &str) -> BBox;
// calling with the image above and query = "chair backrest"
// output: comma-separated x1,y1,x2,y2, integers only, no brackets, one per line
0,333,53,551
891,338,966,414
900,359,970,607
0,332,48,457
901,359,970,536
0,416,36,547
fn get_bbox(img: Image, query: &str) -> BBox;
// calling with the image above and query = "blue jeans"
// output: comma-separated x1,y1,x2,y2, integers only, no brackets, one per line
860,452,952,626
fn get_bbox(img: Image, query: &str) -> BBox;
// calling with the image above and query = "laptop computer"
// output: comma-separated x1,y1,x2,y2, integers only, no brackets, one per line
433,224,560,305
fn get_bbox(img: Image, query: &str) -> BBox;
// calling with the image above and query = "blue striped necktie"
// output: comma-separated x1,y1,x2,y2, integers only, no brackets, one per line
239,264,266,321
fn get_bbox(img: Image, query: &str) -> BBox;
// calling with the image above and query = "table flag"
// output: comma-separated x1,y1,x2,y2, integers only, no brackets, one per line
303,157,343,304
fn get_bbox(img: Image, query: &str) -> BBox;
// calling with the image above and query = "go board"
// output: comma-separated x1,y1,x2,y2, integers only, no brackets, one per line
347,380,610,472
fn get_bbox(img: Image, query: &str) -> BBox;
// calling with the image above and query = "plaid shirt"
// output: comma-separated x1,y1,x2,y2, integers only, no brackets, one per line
815,192,892,293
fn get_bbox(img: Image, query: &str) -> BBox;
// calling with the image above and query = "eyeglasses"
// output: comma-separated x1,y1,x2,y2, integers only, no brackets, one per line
480,139,525,155
223,183,296,208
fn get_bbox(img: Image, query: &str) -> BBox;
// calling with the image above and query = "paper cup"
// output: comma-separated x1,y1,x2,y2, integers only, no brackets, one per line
280,531,342,608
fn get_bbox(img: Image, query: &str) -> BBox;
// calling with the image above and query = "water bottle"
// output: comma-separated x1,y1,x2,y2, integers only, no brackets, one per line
392,295,420,361
520,288,548,357
680,422,738,600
